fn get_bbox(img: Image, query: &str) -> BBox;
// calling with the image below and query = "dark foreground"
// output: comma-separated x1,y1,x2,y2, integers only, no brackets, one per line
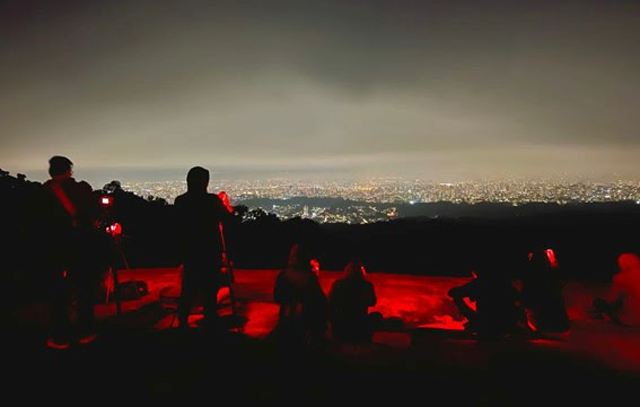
5,269,640,404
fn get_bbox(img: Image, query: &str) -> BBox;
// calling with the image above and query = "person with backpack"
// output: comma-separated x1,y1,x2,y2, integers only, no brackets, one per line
42,156,104,349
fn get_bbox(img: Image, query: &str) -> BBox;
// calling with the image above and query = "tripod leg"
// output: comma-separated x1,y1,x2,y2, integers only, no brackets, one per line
112,240,129,316
104,268,112,305
112,266,122,316
228,269,238,316
116,243,130,270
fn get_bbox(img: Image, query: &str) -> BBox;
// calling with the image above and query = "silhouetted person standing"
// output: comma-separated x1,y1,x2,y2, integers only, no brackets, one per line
174,166,228,329
329,259,378,344
43,156,101,349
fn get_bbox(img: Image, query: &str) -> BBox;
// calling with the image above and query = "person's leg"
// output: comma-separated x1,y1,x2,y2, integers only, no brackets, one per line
365,312,383,343
76,269,98,342
201,265,221,327
593,297,610,314
592,297,625,325
49,272,71,348
178,268,196,328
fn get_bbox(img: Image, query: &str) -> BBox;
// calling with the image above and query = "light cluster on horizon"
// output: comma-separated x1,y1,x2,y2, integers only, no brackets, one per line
120,178,640,223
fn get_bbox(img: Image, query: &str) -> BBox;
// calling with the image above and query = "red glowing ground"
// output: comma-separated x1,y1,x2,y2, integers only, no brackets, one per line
86,267,640,372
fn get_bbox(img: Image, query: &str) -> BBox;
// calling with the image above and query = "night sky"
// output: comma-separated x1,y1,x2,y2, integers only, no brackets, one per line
1,0,639,181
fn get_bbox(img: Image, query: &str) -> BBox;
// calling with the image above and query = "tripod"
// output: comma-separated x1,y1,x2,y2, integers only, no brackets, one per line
219,221,238,317
104,223,130,316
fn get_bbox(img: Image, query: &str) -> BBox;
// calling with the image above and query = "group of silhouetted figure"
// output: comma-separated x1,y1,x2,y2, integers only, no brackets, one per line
272,243,381,348
448,249,570,337
19,155,640,350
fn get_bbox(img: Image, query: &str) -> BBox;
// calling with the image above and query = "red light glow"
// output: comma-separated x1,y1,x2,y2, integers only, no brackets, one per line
526,310,538,332
545,249,558,269
618,253,640,272
218,191,234,214
106,222,122,237
419,314,466,330
100,195,113,206
310,259,320,276
463,297,477,312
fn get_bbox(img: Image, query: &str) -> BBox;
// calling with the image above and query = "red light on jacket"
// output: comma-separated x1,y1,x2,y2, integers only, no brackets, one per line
218,191,234,214
545,249,558,269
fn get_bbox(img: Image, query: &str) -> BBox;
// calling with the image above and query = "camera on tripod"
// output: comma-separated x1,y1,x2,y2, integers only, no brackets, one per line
98,193,122,237
95,192,146,308
100,195,113,207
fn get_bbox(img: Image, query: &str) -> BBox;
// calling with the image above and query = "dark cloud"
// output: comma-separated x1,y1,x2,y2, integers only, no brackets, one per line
1,0,639,179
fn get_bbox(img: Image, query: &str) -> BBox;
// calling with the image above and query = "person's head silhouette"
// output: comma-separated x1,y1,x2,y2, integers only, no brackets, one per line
343,258,366,279
186,166,209,193
618,253,640,274
287,243,313,272
48,156,73,179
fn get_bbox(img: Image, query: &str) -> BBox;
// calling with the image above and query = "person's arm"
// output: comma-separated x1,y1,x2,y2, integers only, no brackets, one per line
328,281,337,304
310,276,329,322
448,280,474,300
273,272,288,305
173,196,188,264
448,280,477,320
212,194,234,258
607,277,625,311
328,281,343,318
366,281,377,307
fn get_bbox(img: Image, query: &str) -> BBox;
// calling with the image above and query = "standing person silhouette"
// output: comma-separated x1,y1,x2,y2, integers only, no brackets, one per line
174,166,229,330
43,156,102,349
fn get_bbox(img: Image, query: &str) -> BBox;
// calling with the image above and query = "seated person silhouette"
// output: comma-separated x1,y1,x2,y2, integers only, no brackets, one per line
328,259,379,344
273,243,328,346
521,249,569,333
593,253,640,327
448,257,522,337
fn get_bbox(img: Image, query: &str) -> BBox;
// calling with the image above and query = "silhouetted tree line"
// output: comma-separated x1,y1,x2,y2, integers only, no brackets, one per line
1,170,639,306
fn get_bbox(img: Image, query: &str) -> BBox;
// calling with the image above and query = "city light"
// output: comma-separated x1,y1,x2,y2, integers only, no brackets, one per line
119,178,640,224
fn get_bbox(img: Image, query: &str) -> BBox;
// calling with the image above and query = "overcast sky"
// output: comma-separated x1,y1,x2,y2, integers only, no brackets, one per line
1,0,639,182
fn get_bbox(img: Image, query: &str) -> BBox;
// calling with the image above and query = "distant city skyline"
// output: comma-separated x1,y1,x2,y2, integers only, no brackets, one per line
3,166,638,224
10,164,640,191
117,177,640,223
2,1,640,180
